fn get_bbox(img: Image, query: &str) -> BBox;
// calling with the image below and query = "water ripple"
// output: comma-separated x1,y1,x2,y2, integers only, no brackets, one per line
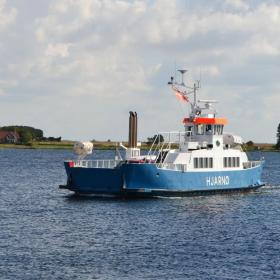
0,149,280,279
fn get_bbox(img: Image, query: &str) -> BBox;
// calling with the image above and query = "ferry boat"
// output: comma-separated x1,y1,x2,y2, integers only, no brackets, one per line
60,70,264,197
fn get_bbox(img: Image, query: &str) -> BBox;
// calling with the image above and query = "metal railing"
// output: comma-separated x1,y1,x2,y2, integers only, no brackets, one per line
156,163,188,172
70,160,120,169
147,131,190,164
243,161,262,169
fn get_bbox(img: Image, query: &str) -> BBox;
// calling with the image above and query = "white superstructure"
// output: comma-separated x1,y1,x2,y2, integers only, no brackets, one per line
146,70,254,172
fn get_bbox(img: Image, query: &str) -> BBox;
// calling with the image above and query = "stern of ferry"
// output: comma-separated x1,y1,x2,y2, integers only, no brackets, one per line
61,160,124,195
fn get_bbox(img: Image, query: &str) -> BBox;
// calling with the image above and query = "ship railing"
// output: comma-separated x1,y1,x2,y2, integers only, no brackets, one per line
147,131,190,163
156,162,188,172
71,160,120,169
243,161,262,169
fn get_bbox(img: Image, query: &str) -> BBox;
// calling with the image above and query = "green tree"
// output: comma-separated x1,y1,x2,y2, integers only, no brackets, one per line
1,126,43,141
147,134,164,144
246,140,254,147
276,123,280,149
20,131,33,144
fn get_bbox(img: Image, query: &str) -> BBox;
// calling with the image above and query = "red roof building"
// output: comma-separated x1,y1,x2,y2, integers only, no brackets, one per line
0,131,20,143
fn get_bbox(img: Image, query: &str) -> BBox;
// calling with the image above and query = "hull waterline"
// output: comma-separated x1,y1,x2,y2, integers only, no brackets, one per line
60,162,265,197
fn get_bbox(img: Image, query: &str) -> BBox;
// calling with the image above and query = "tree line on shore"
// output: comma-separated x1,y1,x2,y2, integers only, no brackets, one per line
236,123,280,151
0,126,61,144
1,123,280,149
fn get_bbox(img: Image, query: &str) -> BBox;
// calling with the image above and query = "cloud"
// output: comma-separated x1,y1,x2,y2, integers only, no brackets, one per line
0,0,17,31
45,43,70,57
0,0,279,142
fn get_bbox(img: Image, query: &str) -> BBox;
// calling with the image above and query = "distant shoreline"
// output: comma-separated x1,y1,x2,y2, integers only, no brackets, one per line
0,141,279,152
244,143,279,152
0,141,147,150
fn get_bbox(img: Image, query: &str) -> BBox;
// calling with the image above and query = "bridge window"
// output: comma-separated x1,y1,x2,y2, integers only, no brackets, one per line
186,126,193,137
214,125,217,135
194,157,214,168
196,124,204,135
214,125,224,135
205,125,212,135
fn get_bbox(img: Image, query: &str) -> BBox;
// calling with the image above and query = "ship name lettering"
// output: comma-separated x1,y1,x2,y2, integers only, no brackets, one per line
206,176,230,186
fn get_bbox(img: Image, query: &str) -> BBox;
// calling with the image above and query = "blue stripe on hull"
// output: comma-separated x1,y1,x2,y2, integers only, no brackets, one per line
63,162,264,196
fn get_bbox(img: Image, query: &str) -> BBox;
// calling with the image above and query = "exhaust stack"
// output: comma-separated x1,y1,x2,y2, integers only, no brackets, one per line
126,111,140,159
128,111,138,148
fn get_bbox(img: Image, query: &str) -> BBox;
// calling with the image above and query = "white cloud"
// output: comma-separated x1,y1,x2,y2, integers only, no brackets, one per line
0,0,17,31
45,43,70,57
0,0,280,142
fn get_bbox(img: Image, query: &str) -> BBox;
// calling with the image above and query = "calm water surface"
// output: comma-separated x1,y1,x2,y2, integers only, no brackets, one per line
0,149,280,280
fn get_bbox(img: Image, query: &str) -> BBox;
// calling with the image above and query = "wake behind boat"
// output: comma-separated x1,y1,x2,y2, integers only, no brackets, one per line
60,70,264,197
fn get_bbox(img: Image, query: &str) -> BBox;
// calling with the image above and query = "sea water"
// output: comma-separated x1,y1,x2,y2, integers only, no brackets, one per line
0,149,280,279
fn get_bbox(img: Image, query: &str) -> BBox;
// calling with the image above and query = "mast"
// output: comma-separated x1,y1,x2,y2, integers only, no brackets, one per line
193,82,197,109
168,69,201,116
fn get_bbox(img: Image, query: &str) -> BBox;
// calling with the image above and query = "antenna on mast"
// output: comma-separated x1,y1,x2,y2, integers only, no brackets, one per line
199,67,202,89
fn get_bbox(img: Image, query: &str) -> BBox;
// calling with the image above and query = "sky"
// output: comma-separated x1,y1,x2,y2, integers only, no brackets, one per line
0,0,279,143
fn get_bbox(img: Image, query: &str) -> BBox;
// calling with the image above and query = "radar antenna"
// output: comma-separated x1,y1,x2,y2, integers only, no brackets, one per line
178,69,187,86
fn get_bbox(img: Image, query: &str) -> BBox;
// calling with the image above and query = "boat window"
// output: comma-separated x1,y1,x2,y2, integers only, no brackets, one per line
223,157,240,168
194,157,214,169
216,125,220,135
199,158,203,168
205,125,212,135
224,157,227,167
186,126,193,137
209,158,213,168
214,125,223,135
204,158,208,168
214,125,219,135
196,124,204,135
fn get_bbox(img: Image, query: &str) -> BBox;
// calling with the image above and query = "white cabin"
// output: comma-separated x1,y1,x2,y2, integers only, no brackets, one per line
145,70,252,172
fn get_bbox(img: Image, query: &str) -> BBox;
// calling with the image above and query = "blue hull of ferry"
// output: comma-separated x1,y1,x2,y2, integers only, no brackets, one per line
62,162,264,196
